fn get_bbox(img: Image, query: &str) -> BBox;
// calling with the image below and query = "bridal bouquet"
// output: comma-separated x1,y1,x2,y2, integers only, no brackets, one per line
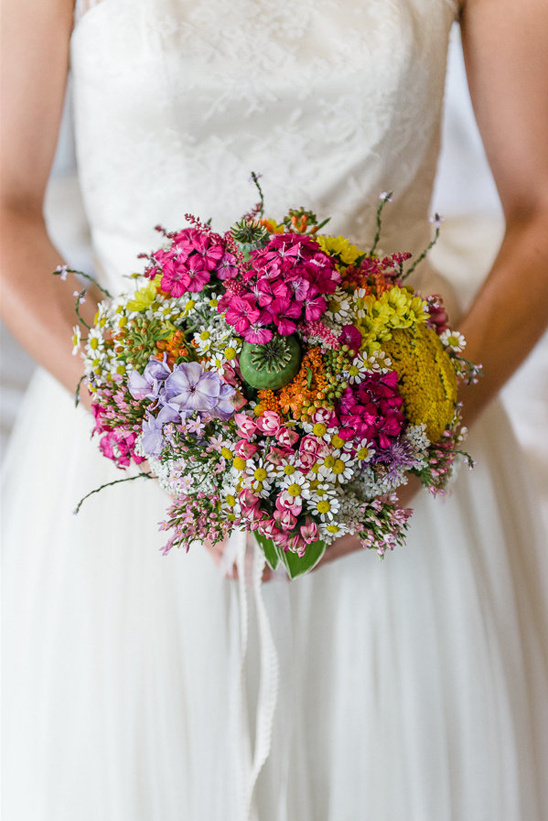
67,182,478,577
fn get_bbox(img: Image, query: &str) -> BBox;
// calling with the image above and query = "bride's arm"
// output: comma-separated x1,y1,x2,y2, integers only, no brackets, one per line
0,0,97,404
320,0,548,567
457,0,548,426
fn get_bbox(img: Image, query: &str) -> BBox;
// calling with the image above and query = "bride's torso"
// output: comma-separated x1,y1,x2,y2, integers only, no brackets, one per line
70,0,458,300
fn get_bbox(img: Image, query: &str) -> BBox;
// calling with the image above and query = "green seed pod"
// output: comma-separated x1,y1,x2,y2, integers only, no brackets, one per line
239,334,302,390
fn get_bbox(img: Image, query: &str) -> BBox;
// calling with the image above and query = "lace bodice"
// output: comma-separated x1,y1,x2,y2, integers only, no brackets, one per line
70,0,458,297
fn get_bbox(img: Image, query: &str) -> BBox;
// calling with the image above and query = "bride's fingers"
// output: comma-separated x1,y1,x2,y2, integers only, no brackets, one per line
204,539,273,582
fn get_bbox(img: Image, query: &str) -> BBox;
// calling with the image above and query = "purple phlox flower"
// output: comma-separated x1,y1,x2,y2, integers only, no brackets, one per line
216,382,237,420
141,404,181,458
128,355,171,401
165,362,233,418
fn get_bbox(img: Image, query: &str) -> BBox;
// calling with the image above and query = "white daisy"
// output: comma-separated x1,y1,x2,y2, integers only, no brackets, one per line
307,493,341,522
440,329,466,353
325,287,353,324
280,471,311,499
344,353,371,385
242,458,273,497
318,451,356,483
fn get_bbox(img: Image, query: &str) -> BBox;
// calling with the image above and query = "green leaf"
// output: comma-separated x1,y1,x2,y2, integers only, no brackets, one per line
280,539,326,579
254,532,280,570
254,533,326,579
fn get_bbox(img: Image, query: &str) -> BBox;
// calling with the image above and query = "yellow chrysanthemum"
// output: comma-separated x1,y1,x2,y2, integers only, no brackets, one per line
382,325,457,441
126,281,158,312
315,235,364,267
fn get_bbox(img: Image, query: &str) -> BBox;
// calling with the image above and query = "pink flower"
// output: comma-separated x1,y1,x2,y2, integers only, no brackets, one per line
273,508,297,531
258,518,280,540
339,324,362,353
160,260,191,297
256,410,281,436
276,427,299,448
225,295,260,335
265,446,293,465
299,434,324,457
185,256,211,292
264,297,302,336
298,450,318,471
270,529,292,549
234,440,259,459
239,488,260,510
300,517,319,544
290,535,307,556
234,413,258,440
244,324,273,344
231,390,248,411
276,490,303,516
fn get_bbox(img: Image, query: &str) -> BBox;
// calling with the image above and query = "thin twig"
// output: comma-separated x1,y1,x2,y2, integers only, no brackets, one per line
74,472,154,514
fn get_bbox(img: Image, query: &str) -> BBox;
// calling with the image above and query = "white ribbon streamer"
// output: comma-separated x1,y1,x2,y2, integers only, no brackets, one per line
230,531,280,821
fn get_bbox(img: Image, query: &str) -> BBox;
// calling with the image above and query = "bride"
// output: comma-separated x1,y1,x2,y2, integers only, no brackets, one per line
2,0,548,818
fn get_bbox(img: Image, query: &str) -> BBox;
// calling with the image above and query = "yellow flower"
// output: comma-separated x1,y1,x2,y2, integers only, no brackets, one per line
382,325,457,441
357,287,427,350
315,235,364,267
126,281,158,312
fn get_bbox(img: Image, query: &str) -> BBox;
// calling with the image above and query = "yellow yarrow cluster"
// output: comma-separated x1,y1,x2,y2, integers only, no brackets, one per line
356,286,427,352
315,235,364,267
382,325,457,441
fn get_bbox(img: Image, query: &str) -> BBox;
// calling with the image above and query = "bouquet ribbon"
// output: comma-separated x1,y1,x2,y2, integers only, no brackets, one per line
228,530,280,819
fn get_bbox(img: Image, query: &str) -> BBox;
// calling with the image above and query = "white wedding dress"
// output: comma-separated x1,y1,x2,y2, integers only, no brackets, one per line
3,1,548,819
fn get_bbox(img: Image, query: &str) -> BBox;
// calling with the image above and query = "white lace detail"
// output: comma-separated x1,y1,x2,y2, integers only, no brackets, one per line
71,0,457,304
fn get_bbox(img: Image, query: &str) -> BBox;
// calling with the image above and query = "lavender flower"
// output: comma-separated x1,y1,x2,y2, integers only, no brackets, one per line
141,404,180,458
165,362,235,418
128,355,171,401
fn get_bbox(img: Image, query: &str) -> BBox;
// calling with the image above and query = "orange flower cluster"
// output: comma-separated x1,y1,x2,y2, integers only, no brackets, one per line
259,218,283,235
277,348,329,420
255,389,282,417
340,265,392,297
155,330,188,367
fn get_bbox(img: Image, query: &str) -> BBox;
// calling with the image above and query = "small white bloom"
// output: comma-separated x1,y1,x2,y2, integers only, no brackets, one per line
344,353,370,385
72,325,82,355
325,288,352,324
440,329,466,353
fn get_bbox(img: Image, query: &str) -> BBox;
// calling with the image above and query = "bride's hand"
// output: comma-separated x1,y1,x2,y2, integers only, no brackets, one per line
312,475,422,571
204,537,274,583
